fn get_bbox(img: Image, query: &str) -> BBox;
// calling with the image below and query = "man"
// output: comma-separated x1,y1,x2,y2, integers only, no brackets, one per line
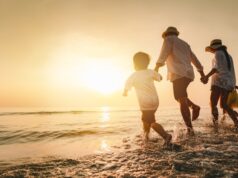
154,26,205,136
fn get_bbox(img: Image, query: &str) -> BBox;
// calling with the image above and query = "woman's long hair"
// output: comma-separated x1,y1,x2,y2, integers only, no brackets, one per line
218,46,231,71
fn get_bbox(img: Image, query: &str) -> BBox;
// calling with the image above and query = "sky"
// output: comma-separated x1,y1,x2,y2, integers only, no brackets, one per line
0,0,238,108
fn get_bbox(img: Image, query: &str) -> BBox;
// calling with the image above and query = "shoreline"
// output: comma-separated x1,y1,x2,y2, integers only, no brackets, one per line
1,124,238,177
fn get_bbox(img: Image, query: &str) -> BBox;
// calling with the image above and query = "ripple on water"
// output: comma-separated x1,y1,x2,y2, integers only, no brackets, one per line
0,129,121,145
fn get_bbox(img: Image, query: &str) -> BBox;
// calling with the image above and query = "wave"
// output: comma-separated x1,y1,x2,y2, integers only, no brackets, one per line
0,129,123,145
0,109,138,116
0,111,84,116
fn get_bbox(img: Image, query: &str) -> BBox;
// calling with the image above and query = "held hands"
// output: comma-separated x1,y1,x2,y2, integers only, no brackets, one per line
200,75,209,84
159,74,163,81
200,68,217,84
154,66,159,72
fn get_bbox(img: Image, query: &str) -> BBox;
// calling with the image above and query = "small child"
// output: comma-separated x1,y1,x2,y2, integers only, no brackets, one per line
123,52,172,146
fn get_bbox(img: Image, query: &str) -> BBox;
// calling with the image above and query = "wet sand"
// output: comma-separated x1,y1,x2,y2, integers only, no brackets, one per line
1,124,238,177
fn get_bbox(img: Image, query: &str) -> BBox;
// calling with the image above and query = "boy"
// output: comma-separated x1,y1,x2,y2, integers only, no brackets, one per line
123,52,172,146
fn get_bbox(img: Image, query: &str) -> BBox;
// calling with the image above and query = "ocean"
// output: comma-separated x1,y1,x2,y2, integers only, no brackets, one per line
0,106,231,169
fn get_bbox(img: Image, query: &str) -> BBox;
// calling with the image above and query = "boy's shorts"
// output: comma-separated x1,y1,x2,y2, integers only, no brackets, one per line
172,77,192,101
141,110,156,125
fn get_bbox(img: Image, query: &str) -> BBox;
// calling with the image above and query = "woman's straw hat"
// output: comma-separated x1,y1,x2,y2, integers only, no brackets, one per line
162,26,179,38
205,39,226,52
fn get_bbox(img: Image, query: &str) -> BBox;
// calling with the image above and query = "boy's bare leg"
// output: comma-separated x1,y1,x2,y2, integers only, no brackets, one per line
151,122,172,145
187,98,200,121
143,121,151,142
178,97,194,136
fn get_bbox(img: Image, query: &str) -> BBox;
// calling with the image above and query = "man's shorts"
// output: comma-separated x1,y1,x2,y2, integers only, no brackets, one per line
141,110,156,125
172,77,192,101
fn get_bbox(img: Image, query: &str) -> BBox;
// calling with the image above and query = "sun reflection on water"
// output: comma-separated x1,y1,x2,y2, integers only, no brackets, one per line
100,140,110,152
100,106,110,123
101,106,110,112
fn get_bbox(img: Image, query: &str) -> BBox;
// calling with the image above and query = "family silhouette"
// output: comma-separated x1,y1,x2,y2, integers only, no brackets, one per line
124,26,238,145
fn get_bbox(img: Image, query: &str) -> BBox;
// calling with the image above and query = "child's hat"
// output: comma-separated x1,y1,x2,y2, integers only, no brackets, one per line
205,39,227,52
162,26,179,38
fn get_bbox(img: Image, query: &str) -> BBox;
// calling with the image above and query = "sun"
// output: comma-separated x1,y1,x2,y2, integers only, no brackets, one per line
47,55,126,95
82,61,125,94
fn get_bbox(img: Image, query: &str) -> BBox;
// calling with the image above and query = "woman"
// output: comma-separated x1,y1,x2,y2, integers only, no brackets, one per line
201,39,238,130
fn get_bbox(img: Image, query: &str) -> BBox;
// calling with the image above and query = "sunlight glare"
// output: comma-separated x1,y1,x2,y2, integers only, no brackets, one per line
101,111,110,123
100,106,110,123
100,140,110,152
82,61,125,94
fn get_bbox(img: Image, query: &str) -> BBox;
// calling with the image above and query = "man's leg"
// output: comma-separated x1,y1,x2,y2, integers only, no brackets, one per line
178,97,194,135
187,98,201,121
183,77,200,121
173,77,194,135
187,98,197,108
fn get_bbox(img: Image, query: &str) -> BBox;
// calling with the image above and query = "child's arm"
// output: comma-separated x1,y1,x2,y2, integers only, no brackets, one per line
123,75,134,97
153,72,163,82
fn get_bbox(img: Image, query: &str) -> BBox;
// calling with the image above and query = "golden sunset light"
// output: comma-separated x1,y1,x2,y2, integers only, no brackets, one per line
1,0,237,107
82,61,126,95
1,1,238,177
47,57,126,95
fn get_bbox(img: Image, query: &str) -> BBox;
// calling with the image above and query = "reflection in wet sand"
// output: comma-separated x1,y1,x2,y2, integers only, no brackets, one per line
100,140,110,152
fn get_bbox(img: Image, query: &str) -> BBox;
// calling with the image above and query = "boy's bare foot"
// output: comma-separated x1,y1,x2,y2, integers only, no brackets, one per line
192,105,200,121
143,134,149,143
163,134,172,146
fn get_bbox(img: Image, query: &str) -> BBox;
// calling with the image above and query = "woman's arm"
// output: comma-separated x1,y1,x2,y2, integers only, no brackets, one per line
206,68,218,78
201,68,218,84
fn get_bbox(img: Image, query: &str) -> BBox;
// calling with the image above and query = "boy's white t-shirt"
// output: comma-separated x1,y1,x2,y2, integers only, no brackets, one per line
125,69,162,111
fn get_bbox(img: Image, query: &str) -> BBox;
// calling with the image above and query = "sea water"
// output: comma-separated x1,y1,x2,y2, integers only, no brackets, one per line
0,106,227,168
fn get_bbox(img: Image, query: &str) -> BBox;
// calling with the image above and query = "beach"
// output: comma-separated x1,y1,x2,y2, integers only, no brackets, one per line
0,107,238,177
1,0,238,177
